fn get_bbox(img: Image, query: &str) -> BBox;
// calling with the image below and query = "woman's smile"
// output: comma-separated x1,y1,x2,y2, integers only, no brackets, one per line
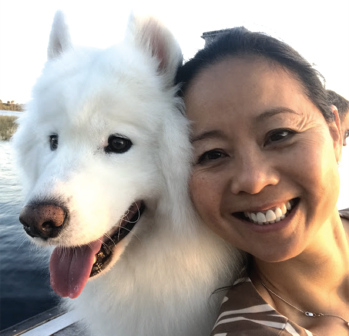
232,198,300,235
236,198,296,225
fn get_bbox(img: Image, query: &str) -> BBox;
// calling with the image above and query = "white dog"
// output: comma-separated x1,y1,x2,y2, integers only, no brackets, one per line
12,11,242,336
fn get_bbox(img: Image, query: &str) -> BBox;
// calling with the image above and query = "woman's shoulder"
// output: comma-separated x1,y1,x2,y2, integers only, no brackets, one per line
210,277,313,336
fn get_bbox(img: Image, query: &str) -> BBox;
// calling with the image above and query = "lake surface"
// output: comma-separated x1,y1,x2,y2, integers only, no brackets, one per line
0,110,24,117
0,140,58,331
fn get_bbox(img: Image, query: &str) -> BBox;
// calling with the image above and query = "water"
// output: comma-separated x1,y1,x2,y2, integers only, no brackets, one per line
0,141,58,331
0,110,24,117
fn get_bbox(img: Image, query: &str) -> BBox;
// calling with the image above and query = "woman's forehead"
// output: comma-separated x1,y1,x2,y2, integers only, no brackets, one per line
184,56,330,139
189,56,298,91
185,56,305,115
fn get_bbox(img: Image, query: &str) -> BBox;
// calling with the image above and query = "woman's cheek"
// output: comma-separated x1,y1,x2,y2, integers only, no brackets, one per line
190,170,221,217
189,171,206,209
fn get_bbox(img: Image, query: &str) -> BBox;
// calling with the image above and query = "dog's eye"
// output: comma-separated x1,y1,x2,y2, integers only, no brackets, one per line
105,135,132,154
50,135,58,151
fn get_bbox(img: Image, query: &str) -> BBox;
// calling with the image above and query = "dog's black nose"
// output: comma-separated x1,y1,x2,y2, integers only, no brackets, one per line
19,204,67,239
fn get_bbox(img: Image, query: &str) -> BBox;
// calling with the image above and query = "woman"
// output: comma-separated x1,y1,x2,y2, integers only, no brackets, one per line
176,28,349,335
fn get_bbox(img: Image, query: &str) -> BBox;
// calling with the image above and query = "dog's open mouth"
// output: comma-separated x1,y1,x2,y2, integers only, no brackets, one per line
49,201,145,299
90,201,145,277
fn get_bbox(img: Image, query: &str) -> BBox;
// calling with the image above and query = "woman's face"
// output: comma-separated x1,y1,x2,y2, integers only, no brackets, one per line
185,57,342,262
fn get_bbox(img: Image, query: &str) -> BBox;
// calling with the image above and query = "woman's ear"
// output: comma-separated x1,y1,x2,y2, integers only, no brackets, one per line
329,105,342,163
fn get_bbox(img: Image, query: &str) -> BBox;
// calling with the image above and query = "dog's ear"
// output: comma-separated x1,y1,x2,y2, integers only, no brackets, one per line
128,15,183,87
47,11,72,60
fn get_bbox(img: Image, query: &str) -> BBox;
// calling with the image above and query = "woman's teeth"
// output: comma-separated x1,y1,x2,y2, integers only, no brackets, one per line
244,201,293,225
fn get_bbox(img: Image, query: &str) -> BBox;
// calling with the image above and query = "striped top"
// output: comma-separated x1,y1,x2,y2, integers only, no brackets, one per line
211,209,349,336
211,277,313,336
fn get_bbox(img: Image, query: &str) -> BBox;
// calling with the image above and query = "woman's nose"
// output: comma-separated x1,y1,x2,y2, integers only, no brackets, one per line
230,149,279,195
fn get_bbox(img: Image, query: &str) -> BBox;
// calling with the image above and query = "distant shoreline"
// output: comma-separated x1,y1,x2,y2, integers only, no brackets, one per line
0,102,24,111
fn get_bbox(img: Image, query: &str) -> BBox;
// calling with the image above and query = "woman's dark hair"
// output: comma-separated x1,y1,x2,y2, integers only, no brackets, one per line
175,27,333,122
327,90,349,121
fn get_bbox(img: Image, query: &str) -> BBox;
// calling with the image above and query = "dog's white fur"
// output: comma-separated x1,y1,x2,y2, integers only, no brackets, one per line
13,11,242,336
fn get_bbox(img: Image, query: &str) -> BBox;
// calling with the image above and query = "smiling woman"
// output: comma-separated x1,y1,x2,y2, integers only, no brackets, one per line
176,27,349,335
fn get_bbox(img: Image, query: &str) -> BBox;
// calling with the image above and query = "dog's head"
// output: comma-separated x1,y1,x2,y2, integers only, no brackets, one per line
12,11,192,298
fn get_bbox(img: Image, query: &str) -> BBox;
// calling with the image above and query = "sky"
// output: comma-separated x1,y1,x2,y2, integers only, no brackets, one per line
0,0,348,104
0,0,348,207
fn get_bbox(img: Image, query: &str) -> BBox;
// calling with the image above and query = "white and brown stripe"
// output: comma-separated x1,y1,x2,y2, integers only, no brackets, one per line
211,278,313,336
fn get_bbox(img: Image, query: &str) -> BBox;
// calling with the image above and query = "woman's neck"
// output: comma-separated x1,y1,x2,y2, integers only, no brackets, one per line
249,213,349,333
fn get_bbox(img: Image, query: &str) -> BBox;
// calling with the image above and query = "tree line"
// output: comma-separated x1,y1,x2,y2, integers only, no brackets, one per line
0,100,24,111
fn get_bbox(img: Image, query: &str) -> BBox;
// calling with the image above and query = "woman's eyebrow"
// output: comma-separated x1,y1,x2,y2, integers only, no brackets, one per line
190,108,299,144
190,130,227,144
256,107,299,122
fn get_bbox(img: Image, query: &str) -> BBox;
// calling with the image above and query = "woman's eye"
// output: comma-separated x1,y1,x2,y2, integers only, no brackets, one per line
265,129,295,145
49,135,58,151
197,150,227,164
105,135,132,154
345,130,349,139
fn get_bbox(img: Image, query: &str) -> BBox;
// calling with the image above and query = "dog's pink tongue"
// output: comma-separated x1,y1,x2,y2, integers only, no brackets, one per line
49,240,102,299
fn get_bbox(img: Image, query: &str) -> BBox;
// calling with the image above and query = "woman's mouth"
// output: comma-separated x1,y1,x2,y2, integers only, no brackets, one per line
235,198,299,225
